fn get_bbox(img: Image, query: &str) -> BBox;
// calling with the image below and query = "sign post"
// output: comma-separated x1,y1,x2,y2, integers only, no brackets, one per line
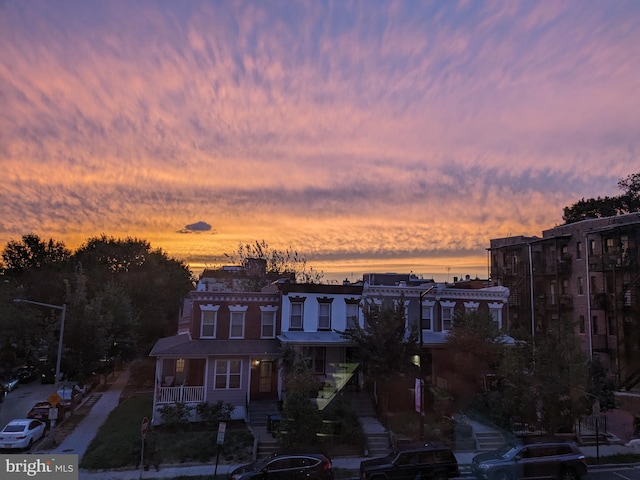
140,416,149,479
214,422,226,477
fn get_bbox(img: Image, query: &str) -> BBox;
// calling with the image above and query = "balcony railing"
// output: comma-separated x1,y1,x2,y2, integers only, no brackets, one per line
157,385,205,404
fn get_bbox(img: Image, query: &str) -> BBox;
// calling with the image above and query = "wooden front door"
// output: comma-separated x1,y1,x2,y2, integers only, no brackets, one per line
259,361,273,393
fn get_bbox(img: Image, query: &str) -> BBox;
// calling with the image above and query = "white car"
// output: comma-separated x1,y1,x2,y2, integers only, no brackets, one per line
0,419,46,450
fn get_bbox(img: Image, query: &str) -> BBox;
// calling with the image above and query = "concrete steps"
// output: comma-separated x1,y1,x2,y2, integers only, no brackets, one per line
475,431,505,451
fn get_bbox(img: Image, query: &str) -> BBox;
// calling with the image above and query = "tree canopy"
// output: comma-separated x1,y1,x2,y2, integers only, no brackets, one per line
563,172,640,224
0,233,194,380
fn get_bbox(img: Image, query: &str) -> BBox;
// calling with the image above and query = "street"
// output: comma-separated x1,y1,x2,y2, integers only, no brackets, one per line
587,466,640,480
0,380,58,429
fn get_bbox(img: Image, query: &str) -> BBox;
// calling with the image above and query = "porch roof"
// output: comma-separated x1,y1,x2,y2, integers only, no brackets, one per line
277,331,354,346
149,335,281,356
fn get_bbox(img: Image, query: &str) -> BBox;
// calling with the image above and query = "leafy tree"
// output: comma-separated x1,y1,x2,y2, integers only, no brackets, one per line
442,310,506,411
341,297,417,413
228,240,324,284
563,172,640,224
533,319,590,433
72,235,194,355
278,348,323,447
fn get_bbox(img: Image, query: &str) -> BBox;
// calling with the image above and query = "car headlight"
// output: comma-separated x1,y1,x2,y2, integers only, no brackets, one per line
477,463,490,471
232,474,243,480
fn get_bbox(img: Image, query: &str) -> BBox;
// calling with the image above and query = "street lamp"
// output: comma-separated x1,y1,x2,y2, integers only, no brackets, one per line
418,285,436,441
14,298,67,386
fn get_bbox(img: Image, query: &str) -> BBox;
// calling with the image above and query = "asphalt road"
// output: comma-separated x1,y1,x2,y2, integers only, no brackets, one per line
0,379,58,428
587,466,640,479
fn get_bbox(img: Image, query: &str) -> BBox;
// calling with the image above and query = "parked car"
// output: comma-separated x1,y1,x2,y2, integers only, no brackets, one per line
1,376,19,392
360,442,459,480
26,401,63,428
0,419,46,450
230,453,334,480
56,384,83,408
471,442,587,480
16,365,38,383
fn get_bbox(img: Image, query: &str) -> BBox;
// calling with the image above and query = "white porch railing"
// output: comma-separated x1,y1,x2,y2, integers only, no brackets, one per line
157,386,205,404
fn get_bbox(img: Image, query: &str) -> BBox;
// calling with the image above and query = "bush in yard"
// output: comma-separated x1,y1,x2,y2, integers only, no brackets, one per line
196,400,234,429
158,402,192,431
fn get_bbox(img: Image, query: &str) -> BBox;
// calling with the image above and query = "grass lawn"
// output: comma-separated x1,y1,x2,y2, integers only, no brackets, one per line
80,393,253,470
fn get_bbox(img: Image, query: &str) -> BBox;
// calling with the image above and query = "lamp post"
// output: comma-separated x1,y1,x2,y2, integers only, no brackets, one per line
418,285,436,441
14,299,67,386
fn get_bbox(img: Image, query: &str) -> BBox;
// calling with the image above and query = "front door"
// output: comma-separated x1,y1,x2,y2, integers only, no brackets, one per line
259,361,273,393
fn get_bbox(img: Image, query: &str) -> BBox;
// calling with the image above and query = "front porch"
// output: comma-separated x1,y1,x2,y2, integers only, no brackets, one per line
156,385,205,404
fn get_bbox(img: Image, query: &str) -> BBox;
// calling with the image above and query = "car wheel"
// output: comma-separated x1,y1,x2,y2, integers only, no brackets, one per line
26,439,33,451
493,470,513,480
559,468,578,480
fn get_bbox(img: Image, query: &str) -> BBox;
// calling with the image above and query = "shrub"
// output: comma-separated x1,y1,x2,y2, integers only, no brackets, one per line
158,402,193,431
196,400,235,429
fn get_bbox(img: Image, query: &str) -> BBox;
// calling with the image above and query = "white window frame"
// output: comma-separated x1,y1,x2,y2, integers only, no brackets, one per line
488,302,503,330
200,304,220,338
318,301,332,330
463,301,479,313
228,305,248,339
290,300,304,330
214,359,242,389
441,301,456,330
345,301,359,329
260,306,278,338
422,300,435,331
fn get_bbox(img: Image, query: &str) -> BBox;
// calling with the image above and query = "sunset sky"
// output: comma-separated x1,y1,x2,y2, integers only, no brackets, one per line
1,0,639,283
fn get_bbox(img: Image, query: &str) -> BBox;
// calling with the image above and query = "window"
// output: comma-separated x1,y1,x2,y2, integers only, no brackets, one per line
592,315,599,335
304,347,325,374
345,301,359,329
441,302,455,330
200,305,220,338
561,279,569,295
589,239,596,255
422,301,435,330
576,241,582,260
549,282,556,305
463,302,479,313
488,303,503,330
577,277,584,295
260,306,278,338
230,313,245,338
579,315,585,334
590,276,597,293
290,298,304,330
605,237,614,252
214,360,241,389
317,299,332,330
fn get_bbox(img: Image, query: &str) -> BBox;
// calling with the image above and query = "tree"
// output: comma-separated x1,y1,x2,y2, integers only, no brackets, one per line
563,172,640,224
1,233,70,274
278,345,323,447
72,235,194,355
341,297,417,413
228,240,324,284
442,310,506,411
533,319,590,433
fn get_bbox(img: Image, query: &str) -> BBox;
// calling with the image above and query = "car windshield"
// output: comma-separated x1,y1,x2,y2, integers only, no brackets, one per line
4,425,26,433
497,444,520,459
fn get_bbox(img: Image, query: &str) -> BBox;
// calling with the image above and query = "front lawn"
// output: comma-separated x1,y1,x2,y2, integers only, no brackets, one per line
80,393,253,470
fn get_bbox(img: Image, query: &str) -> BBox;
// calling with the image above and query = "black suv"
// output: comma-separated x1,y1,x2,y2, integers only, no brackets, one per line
471,442,587,480
360,443,459,480
229,453,333,480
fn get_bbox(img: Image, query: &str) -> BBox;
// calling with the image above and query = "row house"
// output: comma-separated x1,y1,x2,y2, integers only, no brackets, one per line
277,280,364,410
150,286,283,424
362,273,510,391
150,268,509,424
489,212,640,389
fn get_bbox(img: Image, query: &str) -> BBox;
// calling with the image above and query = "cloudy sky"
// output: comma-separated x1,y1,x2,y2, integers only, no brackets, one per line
1,0,639,282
